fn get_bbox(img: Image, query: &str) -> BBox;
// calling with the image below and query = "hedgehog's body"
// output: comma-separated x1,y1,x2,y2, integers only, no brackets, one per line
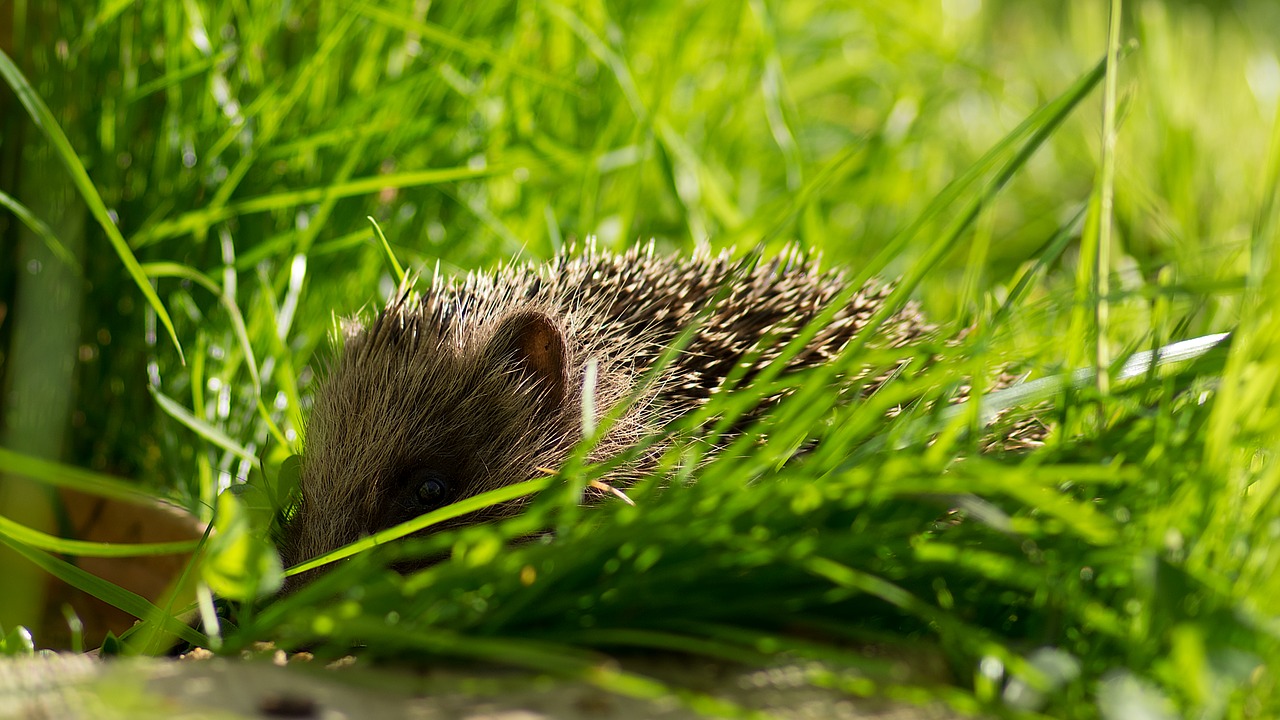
277,244,932,572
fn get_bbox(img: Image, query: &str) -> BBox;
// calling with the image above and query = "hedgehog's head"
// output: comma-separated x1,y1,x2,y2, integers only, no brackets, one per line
276,300,575,581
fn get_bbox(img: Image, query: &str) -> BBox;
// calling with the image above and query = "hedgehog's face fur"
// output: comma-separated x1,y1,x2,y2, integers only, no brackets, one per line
277,303,578,578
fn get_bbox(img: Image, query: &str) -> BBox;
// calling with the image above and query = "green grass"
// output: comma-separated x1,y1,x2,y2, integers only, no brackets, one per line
2,0,1278,716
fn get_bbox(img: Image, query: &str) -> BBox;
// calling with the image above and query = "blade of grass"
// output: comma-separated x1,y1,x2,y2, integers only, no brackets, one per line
141,262,260,393
370,217,406,285
831,51,1116,372
131,524,215,656
0,47,185,362
0,513,199,558
851,53,1112,293
0,531,206,647
202,12,358,216
308,619,768,720
748,0,803,191
149,388,258,464
125,49,235,103
692,55,1115,445
131,164,514,246
285,475,556,576
959,331,1231,426
356,3,579,93
1092,0,1127,394
0,188,80,271
0,447,167,505
558,628,773,666
992,203,1086,326
544,1,647,121
253,261,307,449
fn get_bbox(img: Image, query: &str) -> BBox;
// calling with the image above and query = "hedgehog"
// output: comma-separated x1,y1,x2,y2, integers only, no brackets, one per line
276,242,935,577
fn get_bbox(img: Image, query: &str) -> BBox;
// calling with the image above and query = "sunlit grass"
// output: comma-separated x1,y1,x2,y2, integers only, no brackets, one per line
1,0,1277,716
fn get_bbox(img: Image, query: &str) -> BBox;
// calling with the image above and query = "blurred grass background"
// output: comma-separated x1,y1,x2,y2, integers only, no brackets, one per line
1,0,1278,716
5,0,1273,496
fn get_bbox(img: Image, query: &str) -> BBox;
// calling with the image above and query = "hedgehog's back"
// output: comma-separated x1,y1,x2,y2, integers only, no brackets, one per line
280,243,932,577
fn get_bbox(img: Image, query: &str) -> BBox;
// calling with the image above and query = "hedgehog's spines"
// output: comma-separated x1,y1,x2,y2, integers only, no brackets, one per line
282,245,934,576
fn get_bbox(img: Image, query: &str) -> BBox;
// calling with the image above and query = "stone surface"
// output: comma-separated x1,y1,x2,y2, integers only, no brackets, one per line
0,651,970,720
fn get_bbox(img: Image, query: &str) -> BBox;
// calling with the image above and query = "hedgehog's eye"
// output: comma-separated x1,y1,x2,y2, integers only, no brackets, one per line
413,472,455,511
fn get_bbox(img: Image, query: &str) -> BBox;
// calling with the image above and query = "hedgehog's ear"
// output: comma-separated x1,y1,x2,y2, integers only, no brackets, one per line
487,311,568,408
